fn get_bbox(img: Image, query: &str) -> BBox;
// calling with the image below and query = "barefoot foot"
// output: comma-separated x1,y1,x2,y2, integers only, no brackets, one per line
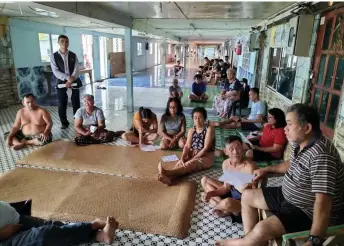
213,209,232,218
92,218,106,230
103,216,118,245
12,143,26,150
215,238,243,246
158,162,173,186
201,192,207,202
158,173,173,186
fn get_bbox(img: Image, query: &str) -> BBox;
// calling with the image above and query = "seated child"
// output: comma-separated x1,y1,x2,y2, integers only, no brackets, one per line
169,78,183,99
173,60,184,76
201,136,257,220
189,74,208,102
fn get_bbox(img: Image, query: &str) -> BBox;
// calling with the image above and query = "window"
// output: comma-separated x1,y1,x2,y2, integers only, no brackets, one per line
168,44,171,54
149,43,153,55
38,33,60,62
113,38,123,52
267,47,297,100
137,42,143,56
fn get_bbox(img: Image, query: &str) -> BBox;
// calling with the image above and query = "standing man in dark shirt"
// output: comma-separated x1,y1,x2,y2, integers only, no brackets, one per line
51,35,82,129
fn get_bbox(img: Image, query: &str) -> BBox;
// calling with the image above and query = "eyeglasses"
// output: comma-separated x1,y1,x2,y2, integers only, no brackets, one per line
169,106,176,109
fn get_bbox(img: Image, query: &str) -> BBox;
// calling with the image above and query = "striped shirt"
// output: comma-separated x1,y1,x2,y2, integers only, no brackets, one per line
282,136,344,225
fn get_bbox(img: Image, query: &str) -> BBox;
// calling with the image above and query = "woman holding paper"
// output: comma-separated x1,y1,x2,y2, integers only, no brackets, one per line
121,107,159,145
159,98,186,150
245,108,287,161
158,107,215,185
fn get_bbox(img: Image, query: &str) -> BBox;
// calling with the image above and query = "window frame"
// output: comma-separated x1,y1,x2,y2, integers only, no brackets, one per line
38,33,58,63
266,47,297,102
113,38,123,53
137,42,143,56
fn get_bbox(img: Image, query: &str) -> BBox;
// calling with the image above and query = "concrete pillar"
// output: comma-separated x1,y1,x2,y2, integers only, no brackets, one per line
125,27,134,113
93,36,101,81
183,43,187,68
161,37,166,87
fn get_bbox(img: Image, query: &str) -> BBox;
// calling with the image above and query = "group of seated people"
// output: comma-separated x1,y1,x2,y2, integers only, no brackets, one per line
3,64,344,246
5,93,126,149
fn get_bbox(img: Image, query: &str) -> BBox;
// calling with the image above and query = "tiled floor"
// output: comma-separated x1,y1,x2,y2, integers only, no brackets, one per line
0,59,283,246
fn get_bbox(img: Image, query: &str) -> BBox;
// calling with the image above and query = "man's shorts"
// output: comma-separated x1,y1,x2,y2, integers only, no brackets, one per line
262,187,312,233
4,130,52,146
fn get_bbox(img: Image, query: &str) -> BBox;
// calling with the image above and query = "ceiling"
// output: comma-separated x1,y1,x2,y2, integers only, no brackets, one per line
99,2,297,40
0,1,299,42
0,2,161,39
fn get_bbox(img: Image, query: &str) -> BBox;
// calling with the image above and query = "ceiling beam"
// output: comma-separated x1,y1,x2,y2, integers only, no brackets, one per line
173,2,188,20
155,28,246,31
35,2,133,28
132,20,182,42
134,18,266,21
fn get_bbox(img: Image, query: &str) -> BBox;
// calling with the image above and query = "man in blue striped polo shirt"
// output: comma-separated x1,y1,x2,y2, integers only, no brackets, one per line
216,104,344,246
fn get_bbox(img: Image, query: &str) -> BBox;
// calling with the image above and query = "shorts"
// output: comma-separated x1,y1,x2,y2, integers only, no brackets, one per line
4,130,52,146
252,150,278,162
241,122,260,131
262,187,312,233
220,187,243,223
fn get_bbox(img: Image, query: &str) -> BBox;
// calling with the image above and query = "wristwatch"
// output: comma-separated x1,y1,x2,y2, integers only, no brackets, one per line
308,235,323,246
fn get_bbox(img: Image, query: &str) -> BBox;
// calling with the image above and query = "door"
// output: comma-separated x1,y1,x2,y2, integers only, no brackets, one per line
310,8,344,138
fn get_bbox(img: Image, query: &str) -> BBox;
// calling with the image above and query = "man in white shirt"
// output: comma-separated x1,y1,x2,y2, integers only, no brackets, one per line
50,35,82,129
210,88,266,131
0,200,119,245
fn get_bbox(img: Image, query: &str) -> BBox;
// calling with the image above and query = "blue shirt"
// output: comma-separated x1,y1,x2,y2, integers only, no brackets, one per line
192,82,206,96
248,100,266,127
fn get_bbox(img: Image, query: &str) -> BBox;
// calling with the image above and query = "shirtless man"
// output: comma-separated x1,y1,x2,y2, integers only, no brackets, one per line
5,93,53,150
201,135,257,220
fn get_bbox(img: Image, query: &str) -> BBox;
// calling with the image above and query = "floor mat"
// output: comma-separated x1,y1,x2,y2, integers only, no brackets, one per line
16,139,181,179
0,167,197,238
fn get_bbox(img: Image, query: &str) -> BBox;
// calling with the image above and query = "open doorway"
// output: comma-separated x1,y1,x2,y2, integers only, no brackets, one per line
99,36,108,79
81,34,94,84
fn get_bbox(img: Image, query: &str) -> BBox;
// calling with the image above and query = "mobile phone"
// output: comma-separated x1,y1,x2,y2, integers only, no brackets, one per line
252,133,258,136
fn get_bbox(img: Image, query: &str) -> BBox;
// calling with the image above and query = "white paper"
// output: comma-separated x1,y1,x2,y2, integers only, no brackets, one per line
320,17,325,25
237,131,253,148
90,126,97,133
161,154,179,162
140,144,156,152
219,171,255,187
